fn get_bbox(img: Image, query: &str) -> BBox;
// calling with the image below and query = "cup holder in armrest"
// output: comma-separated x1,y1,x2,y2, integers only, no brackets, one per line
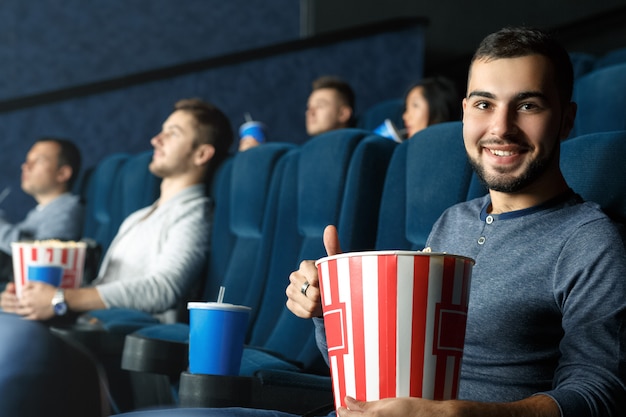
121,332,188,379
178,370,333,415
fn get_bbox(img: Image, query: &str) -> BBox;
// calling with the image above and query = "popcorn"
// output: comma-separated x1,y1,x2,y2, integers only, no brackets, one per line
11,240,87,298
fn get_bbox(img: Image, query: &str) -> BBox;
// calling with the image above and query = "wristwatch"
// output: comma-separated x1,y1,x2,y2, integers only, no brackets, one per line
51,289,68,316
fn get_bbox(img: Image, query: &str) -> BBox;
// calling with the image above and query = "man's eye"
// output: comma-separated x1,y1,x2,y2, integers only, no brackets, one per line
475,101,490,110
519,103,538,111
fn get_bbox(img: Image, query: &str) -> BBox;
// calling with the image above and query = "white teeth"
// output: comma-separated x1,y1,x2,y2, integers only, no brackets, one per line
491,149,515,157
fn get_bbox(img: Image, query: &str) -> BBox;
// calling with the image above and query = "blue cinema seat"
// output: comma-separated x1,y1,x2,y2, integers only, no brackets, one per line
238,133,397,375
375,121,482,250
594,46,626,70
569,63,626,138
356,98,405,132
0,312,110,417
115,150,162,228
81,152,130,253
560,130,626,223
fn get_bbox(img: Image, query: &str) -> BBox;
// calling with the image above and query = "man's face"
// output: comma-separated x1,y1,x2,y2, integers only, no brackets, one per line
149,110,200,179
462,54,574,193
21,141,65,198
305,88,350,136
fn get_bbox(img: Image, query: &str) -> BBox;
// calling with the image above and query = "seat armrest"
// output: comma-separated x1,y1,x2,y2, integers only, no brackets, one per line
178,370,333,414
121,331,189,379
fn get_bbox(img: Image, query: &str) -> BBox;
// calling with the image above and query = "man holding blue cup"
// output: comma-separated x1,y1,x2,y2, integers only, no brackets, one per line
238,76,355,151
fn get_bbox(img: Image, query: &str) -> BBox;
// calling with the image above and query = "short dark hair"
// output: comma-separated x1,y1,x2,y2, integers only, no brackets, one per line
405,76,461,126
311,76,356,112
36,137,81,190
174,98,234,184
471,26,574,105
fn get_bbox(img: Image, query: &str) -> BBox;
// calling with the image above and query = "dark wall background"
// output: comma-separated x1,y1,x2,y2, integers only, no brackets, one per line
302,0,626,78
3,0,625,223
0,2,425,222
0,1,301,100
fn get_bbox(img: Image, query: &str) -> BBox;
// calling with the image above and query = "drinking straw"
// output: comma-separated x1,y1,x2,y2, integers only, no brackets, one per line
217,286,226,303
244,112,253,123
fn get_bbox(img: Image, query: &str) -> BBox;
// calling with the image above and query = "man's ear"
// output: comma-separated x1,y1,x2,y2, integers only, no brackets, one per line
194,144,216,166
559,101,577,141
56,165,73,185
338,105,353,125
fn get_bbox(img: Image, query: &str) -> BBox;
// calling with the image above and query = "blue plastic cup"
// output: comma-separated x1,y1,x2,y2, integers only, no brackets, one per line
187,302,251,375
373,119,404,143
27,264,64,286
238,121,266,144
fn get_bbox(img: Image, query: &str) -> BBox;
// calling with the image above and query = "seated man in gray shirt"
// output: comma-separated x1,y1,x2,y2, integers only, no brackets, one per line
0,138,83,281
287,27,626,417
1,98,233,323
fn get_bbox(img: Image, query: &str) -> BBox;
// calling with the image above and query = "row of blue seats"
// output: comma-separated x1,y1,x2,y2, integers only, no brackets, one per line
101,123,626,414
121,129,403,412
71,122,484,413
60,128,400,412
3,121,625,416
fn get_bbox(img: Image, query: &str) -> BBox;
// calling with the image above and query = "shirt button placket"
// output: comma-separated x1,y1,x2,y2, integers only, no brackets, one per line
478,215,494,245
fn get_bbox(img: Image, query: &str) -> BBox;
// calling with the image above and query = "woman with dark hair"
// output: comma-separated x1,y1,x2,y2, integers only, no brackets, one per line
402,76,461,138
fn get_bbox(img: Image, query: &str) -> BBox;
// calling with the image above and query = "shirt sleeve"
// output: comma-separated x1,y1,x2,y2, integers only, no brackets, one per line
313,317,330,367
541,218,626,416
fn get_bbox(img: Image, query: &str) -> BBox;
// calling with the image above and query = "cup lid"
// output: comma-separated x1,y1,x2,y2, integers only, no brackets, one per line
315,250,475,266
187,302,251,312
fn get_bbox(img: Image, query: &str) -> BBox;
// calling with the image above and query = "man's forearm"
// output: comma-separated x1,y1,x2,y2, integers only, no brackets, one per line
64,287,106,312
447,394,560,417
340,393,560,417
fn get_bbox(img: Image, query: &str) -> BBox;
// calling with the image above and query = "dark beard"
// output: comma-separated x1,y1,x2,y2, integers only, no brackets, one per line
469,148,557,193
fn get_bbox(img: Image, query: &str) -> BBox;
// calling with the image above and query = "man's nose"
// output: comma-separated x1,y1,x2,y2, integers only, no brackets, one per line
489,106,519,138
151,132,163,146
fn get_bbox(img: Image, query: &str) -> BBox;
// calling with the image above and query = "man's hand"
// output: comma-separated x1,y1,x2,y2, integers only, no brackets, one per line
0,282,19,313
286,225,342,318
339,396,439,417
337,396,460,417
16,281,56,320
238,136,261,152
337,393,560,417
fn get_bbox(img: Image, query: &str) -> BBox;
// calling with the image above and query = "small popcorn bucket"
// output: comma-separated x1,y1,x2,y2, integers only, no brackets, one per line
11,240,87,298
315,250,474,410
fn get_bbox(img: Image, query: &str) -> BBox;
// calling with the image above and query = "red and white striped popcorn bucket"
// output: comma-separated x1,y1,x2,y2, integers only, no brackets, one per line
316,250,474,410
11,241,87,298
